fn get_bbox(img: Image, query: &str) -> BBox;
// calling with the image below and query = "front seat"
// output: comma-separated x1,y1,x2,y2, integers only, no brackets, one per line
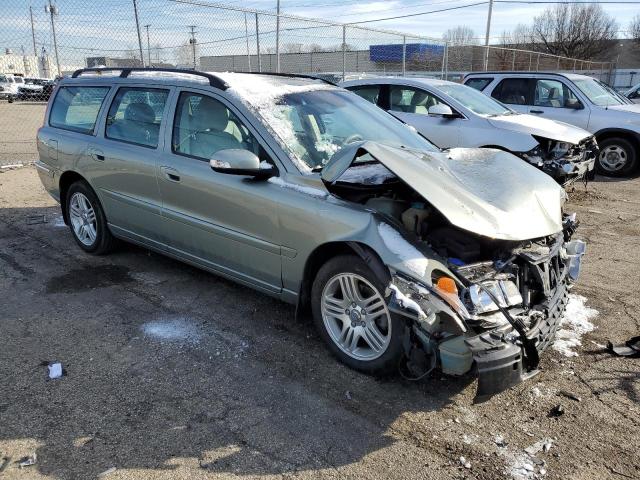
547,87,562,107
409,91,433,114
189,97,242,159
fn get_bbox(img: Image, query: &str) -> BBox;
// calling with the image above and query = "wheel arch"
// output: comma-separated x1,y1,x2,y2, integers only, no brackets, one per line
58,171,91,224
295,241,391,321
594,128,640,151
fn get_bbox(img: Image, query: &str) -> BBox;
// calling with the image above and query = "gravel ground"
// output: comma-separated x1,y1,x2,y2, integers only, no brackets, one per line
0,103,638,479
0,102,46,166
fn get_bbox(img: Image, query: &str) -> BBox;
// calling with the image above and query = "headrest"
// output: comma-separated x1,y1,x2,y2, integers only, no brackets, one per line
191,97,229,132
410,91,429,106
548,87,560,99
124,102,155,124
390,88,404,106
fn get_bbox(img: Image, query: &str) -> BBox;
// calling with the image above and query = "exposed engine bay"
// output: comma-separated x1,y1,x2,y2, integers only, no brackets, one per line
328,157,586,400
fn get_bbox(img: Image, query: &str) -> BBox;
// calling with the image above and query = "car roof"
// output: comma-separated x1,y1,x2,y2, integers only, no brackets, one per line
463,71,595,81
61,68,334,91
342,76,454,87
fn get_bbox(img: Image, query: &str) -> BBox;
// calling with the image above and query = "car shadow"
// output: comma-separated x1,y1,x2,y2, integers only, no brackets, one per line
0,205,474,478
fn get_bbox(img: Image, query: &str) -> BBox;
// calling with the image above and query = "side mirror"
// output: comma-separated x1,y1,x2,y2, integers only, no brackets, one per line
565,98,583,110
209,149,275,179
428,104,457,118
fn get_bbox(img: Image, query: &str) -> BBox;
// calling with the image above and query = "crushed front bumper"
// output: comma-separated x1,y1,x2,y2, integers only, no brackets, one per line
519,137,599,184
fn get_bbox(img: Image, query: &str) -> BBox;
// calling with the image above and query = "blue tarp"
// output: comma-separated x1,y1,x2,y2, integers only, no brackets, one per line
370,43,444,62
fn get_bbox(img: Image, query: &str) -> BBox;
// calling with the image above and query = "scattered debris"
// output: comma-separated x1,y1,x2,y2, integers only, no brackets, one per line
531,386,542,397
494,434,507,448
459,456,471,469
26,214,46,225
141,317,201,344
48,362,63,379
17,453,36,468
454,417,460,424
549,404,565,417
52,215,66,227
524,438,553,456
558,390,581,402
0,163,24,170
344,390,352,400
607,335,640,357
0,456,9,472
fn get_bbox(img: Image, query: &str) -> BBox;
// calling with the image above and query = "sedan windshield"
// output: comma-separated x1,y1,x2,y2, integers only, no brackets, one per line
573,78,627,106
262,89,439,171
437,83,512,117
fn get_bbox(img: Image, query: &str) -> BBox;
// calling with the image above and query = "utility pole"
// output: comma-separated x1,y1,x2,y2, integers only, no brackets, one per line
144,24,151,67
275,0,280,73
483,0,494,70
189,26,197,69
45,1,60,77
30,6,37,56
132,0,145,67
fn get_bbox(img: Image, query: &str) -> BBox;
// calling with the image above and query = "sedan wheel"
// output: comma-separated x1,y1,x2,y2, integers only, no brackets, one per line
596,137,637,177
321,273,391,361
599,145,628,173
65,181,116,254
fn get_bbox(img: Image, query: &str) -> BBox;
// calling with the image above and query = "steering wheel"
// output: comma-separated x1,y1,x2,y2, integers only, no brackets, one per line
342,134,364,146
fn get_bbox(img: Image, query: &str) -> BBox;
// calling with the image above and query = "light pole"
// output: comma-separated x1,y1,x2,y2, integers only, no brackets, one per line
30,6,37,57
189,26,197,69
45,1,61,76
483,0,494,70
144,24,151,67
131,0,145,66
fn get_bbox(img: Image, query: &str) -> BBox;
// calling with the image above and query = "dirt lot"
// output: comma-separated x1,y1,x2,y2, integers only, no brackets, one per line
0,101,639,479
0,102,45,166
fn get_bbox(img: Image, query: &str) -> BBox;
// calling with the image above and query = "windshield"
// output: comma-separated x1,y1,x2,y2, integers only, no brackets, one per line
437,83,513,116
14,77,24,84
573,78,627,106
256,89,439,171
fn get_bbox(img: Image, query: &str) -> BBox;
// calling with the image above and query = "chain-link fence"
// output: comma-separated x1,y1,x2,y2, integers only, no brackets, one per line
1,0,614,103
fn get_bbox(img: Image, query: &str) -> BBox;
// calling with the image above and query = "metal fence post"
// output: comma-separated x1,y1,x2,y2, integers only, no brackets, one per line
402,35,406,76
444,42,448,80
255,13,261,73
528,52,532,70
244,13,251,72
511,50,515,70
342,25,346,81
536,53,540,71
275,0,280,73
557,56,560,70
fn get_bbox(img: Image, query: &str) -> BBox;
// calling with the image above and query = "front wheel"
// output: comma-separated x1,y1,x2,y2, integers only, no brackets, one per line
66,181,115,254
311,255,404,375
596,137,637,177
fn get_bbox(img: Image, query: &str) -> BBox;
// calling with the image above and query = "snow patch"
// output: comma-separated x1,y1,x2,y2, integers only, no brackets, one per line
378,223,429,277
141,317,201,344
52,215,66,227
552,294,598,357
268,176,327,198
338,163,396,185
389,284,427,319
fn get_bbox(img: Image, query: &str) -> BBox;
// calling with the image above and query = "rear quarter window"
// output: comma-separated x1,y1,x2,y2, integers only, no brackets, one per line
49,86,110,134
464,77,493,92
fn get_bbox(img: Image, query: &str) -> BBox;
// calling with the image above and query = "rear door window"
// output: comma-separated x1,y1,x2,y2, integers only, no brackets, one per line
105,87,169,148
49,86,110,134
464,77,493,91
348,85,382,105
534,79,578,108
491,78,532,105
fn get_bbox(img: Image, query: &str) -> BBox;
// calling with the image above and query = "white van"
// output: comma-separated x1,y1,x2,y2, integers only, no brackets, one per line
0,74,19,102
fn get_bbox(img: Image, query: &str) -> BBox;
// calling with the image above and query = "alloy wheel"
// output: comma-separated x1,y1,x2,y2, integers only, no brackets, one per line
69,192,97,246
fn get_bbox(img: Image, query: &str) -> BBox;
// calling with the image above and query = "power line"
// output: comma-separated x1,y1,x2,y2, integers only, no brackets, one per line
347,2,490,25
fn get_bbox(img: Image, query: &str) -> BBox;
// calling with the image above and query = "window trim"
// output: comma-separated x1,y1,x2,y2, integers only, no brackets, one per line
103,86,170,150
48,85,111,136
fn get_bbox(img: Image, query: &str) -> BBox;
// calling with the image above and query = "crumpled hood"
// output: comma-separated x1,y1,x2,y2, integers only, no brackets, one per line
487,114,590,144
322,142,565,241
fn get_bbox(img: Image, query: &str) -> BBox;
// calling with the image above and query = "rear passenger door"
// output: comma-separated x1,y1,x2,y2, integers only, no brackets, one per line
89,85,171,247
156,89,282,292
490,78,532,114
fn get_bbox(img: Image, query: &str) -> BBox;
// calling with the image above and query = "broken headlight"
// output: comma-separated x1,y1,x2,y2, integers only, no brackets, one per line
519,144,545,166
466,280,523,315
550,141,572,160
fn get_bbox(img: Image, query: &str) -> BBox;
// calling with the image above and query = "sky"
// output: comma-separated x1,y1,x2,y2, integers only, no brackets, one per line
1,0,639,67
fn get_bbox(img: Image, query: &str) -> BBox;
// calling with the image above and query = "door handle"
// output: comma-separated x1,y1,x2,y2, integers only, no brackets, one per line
160,166,181,182
88,148,105,161
530,109,544,114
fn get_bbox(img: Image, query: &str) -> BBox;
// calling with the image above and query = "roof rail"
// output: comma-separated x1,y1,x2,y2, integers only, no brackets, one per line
70,67,228,90
243,71,338,86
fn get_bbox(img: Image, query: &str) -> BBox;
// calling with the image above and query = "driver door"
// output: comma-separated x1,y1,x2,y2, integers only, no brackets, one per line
156,89,283,291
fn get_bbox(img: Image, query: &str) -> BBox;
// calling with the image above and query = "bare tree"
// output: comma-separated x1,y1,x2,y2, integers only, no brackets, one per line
493,24,536,68
442,26,476,71
531,4,617,59
631,15,640,46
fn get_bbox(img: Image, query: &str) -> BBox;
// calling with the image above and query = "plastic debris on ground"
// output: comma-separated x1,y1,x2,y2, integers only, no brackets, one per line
26,214,46,225
552,294,598,357
17,453,37,468
141,316,201,344
98,466,117,477
48,362,63,379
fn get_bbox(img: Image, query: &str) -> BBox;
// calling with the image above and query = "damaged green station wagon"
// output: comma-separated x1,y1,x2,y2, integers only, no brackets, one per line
36,68,586,400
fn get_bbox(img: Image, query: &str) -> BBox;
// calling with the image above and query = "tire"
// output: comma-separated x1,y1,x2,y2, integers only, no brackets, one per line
7,95,14,103
311,254,404,375
65,181,115,255
596,137,637,177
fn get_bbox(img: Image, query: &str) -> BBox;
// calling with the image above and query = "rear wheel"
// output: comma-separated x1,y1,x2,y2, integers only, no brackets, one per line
311,255,403,374
596,137,637,177
66,181,115,255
